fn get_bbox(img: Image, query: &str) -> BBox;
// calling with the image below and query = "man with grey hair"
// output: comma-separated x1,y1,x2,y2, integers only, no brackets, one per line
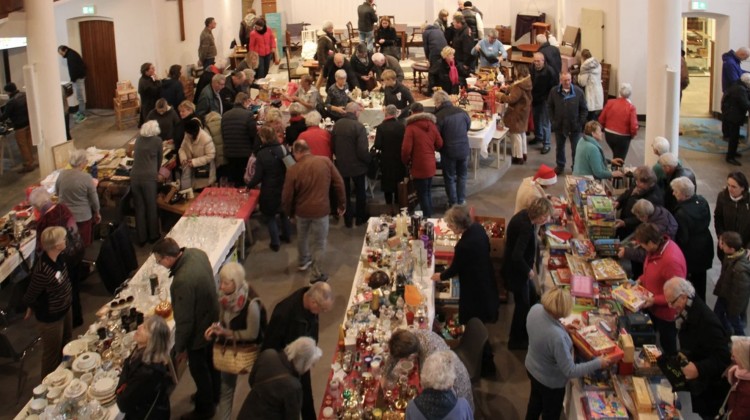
219,69,245,111
471,28,506,68
221,91,257,184
371,52,404,83
537,33,562,81
434,89,471,205
196,73,226,116
548,72,587,175
300,111,333,158
332,102,370,227
659,152,696,211
721,72,750,166
663,276,731,419
55,149,100,247
319,52,358,90
617,198,677,265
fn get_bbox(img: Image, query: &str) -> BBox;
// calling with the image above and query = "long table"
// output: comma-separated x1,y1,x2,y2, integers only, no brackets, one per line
0,233,35,285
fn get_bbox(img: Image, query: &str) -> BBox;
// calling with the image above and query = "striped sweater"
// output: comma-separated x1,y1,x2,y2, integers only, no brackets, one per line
23,253,72,322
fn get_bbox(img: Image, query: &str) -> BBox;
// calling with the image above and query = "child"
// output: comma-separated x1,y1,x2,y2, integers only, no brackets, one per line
714,231,750,335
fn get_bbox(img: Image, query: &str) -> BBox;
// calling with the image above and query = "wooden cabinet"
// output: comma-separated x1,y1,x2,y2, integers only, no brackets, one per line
261,0,276,15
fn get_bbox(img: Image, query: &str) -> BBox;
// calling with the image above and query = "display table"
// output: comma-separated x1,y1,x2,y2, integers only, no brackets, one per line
0,232,35,285
183,187,259,221
468,119,509,178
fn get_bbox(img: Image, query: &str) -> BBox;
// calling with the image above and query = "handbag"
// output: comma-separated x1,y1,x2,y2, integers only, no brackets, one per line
367,146,381,180
213,334,260,375
397,176,418,212
243,154,257,184
193,163,211,179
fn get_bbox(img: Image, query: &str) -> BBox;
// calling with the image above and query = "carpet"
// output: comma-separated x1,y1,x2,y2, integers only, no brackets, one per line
679,117,748,154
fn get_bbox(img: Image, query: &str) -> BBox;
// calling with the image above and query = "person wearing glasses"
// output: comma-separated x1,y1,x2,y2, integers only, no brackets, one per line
663,277,731,419
715,171,750,260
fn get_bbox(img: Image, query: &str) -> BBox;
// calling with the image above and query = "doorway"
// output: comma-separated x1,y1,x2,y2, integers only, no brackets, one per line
79,20,118,109
680,16,714,117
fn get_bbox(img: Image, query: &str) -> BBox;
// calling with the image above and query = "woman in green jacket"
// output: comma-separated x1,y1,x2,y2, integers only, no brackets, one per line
573,121,623,180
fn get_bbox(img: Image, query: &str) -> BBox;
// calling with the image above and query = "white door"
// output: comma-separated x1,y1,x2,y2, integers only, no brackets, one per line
580,8,604,59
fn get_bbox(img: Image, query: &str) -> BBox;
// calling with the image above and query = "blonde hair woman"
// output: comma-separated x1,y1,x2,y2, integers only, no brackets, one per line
437,46,460,94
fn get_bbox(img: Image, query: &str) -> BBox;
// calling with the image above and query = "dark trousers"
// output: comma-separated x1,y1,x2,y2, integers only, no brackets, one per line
554,130,581,169
413,177,433,218
650,315,678,355
343,174,367,225
257,54,273,79
131,180,160,243
510,278,538,344
384,191,395,205
301,370,316,420
604,131,632,161
187,346,220,414
226,156,249,186
76,219,94,247
725,120,741,159
687,270,707,303
525,370,566,420
586,111,600,122
265,211,291,246
714,297,746,336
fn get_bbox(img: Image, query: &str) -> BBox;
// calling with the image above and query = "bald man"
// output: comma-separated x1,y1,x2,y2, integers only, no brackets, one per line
318,52,358,90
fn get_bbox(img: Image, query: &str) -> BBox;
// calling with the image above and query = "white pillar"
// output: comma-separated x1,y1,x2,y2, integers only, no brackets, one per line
644,0,681,165
24,0,66,178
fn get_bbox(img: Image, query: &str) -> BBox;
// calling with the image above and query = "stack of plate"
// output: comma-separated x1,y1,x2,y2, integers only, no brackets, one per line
63,379,88,402
72,352,102,375
88,376,117,406
42,368,73,393
62,338,90,357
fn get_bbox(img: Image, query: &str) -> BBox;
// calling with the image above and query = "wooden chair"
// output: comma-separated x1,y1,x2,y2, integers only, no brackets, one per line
285,42,303,82
286,23,306,53
341,21,360,55
559,26,581,57
406,27,424,59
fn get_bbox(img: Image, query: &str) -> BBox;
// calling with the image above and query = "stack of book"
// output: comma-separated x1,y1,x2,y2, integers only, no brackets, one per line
581,391,629,420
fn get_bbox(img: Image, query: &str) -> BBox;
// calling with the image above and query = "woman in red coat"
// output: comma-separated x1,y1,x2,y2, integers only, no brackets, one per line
728,337,750,419
249,18,279,79
598,82,639,161
401,103,443,217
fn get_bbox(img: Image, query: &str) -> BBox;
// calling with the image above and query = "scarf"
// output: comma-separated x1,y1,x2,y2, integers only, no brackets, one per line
674,295,693,330
728,365,750,384
729,191,746,202
219,280,249,317
256,25,267,35
447,58,459,86
413,388,458,420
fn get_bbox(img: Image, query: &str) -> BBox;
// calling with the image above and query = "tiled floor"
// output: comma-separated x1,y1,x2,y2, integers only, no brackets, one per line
0,62,741,419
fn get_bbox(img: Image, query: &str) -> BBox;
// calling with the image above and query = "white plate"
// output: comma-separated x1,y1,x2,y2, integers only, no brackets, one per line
43,368,73,388
63,339,90,357
92,377,115,394
470,120,487,131
73,352,101,372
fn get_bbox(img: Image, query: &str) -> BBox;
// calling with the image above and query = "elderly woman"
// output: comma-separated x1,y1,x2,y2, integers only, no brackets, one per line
382,69,414,119
573,121,624,179
23,227,73,377
617,199,677,267
248,126,292,251
116,316,172,419
376,17,401,59
351,44,376,91
471,28,507,68
146,98,181,143
716,171,750,259
263,108,286,144
432,205,499,323
503,197,554,350
402,103,443,217
658,152,696,212
405,351,473,420
615,165,664,239
670,176,714,302
436,46,461,94
161,64,186,108
55,149,100,246
373,105,406,205
651,136,672,184
577,49,604,121
285,102,308,146
635,223,687,355
238,337,322,419
598,83,638,160
324,69,353,120
130,120,163,246
387,329,474,410
526,287,615,419
249,17,279,79
138,62,161,126
237,50,260,72
179,117,216,190
316,21,339,68
498,63,532,164
204,262,265,420
291,75,321,111
299,111,332,158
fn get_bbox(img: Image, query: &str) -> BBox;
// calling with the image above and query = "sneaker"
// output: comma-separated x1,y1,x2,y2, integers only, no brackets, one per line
310,273,328,284
541,145,551,154
297,260,312,271
75,113,87,123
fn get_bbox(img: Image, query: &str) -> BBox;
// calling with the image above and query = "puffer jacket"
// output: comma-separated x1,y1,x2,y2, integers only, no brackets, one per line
714,250,750,317
401,113,443,179
715,188,750,248
434,103,470,160
422,24,447,62
673,194,715,272
179,128,216,189
578,57,604,112
221,106,257,159
498,76,532,133
331,113,370,177
548,84,587,134
247,142,287,215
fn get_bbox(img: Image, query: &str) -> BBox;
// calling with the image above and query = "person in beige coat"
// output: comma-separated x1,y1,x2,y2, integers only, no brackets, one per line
179,117,216,190
204,111,227,181
497,64,532,164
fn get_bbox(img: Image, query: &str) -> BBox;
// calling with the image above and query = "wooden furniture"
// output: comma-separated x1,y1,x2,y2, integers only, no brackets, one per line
285,42,303,81
261,0,276,15
0,131,15,175
412,61,430,92
394,23,408,60
515,43,539,57
302,59,320,80
559,26,581,57
341,22,360,55
113,96,139,130
531,22,551,43
406,27,424,59
496,25,512,44
601,62,611,104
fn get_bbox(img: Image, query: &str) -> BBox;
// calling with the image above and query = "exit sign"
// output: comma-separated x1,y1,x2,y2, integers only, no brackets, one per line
691,1,707,10
82,5,96,15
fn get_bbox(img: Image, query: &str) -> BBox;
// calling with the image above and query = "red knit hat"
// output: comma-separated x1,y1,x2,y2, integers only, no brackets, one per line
533,164,557,186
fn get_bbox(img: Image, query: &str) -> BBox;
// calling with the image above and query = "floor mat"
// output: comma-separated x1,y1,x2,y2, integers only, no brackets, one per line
679,117,748,154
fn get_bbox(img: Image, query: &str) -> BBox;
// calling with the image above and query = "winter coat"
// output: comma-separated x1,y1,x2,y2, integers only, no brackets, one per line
530,64,557,106
350,53,375,91
422,24,447,62
357,1,378,32
728,375,750,419
247,143,287,216
616,184,665,239
401,113,443,179
461,8,480,41
714,251,750,317
316,30,339,67
452,27,474,73
622,205,678,263
160,77,185,109
116,353,171,420
285,116,307,146
178,128,216,189
715,189,750,249
282,154,346,219
599,97,638,137
498,76,532,133
578,57,604,112
146,108,180,141
548,84,587,134
299,126,332,159
572,134,613,180
204,113,226,167
331,113,371,177
195,85,222,117
249,28,276,57
406,391,473,420
436,58,460,94
373,117,406,193
641,239,686,322
130,134,164,183
722,50,750,92
221,106,257,159
1,91,29,129
240,349,302,420
502,210,536,289
662,164,697,212
62,48,86,81
434,103,471,160
673,194,715,273
219,77,243,112
538,42,562,80
721,81,750,124
383,82,414,119
138,76,162,125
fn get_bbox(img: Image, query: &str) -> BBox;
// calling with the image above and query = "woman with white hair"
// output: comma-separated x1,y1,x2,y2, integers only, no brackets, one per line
205,262,266,420
651,136,672,183
315,21,339,67
55,148,101,246
577,49,604,121
324,69,352,120
598,82,639,160
238,336,322,419
285,102,309,146
130,120,163,246
116,316,172,419
670,176,714,301
405,351,473,420
436,46,461,94
471,28,507,68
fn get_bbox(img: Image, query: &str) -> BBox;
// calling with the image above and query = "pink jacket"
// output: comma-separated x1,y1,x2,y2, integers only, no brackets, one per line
250,29,276,57
598,97,638,137
641,239,687,321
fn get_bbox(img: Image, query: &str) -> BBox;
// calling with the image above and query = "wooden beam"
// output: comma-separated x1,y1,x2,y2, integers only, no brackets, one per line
178,0,185,41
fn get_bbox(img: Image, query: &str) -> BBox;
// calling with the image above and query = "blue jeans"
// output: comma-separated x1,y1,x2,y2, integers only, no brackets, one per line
359,30,374,52
265,211,291,247
343,174,367,224
256,53,273,79
714,297,746,336
74,78,86,114
413,178,433,218
296,216,329,279
441,156,468,206
554,130,581,169
531,103,550,146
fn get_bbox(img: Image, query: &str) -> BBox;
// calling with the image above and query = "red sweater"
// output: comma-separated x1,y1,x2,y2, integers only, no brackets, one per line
598,97,638,137
299,126,332,159
249,29,276,57
640,239,687,321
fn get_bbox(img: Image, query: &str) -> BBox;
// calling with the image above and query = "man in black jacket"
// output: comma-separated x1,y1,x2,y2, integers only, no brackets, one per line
536,34,562,81
1,83,37,173
318,53,359,91
221,92,257,185
548,72,587,174
357,0,378,52
58,45,87,122
721,73,750,166
531,52,557,154
263,283,334,420
451,15,475,77
664,277,731,419
332,102,371,227
219,70,245,112
423,23,448,93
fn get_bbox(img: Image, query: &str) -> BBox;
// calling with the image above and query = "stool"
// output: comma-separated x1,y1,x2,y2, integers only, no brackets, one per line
412,61,430,92
532,22,552,43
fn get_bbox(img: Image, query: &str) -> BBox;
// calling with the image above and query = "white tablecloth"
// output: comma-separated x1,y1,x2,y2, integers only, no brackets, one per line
468,118,498,159
0,233,35,284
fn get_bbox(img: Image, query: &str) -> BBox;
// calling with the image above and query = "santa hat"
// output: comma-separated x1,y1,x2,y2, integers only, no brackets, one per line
533,164,557,186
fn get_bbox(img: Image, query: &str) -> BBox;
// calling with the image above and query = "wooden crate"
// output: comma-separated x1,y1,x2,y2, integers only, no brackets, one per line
114,96,140,130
